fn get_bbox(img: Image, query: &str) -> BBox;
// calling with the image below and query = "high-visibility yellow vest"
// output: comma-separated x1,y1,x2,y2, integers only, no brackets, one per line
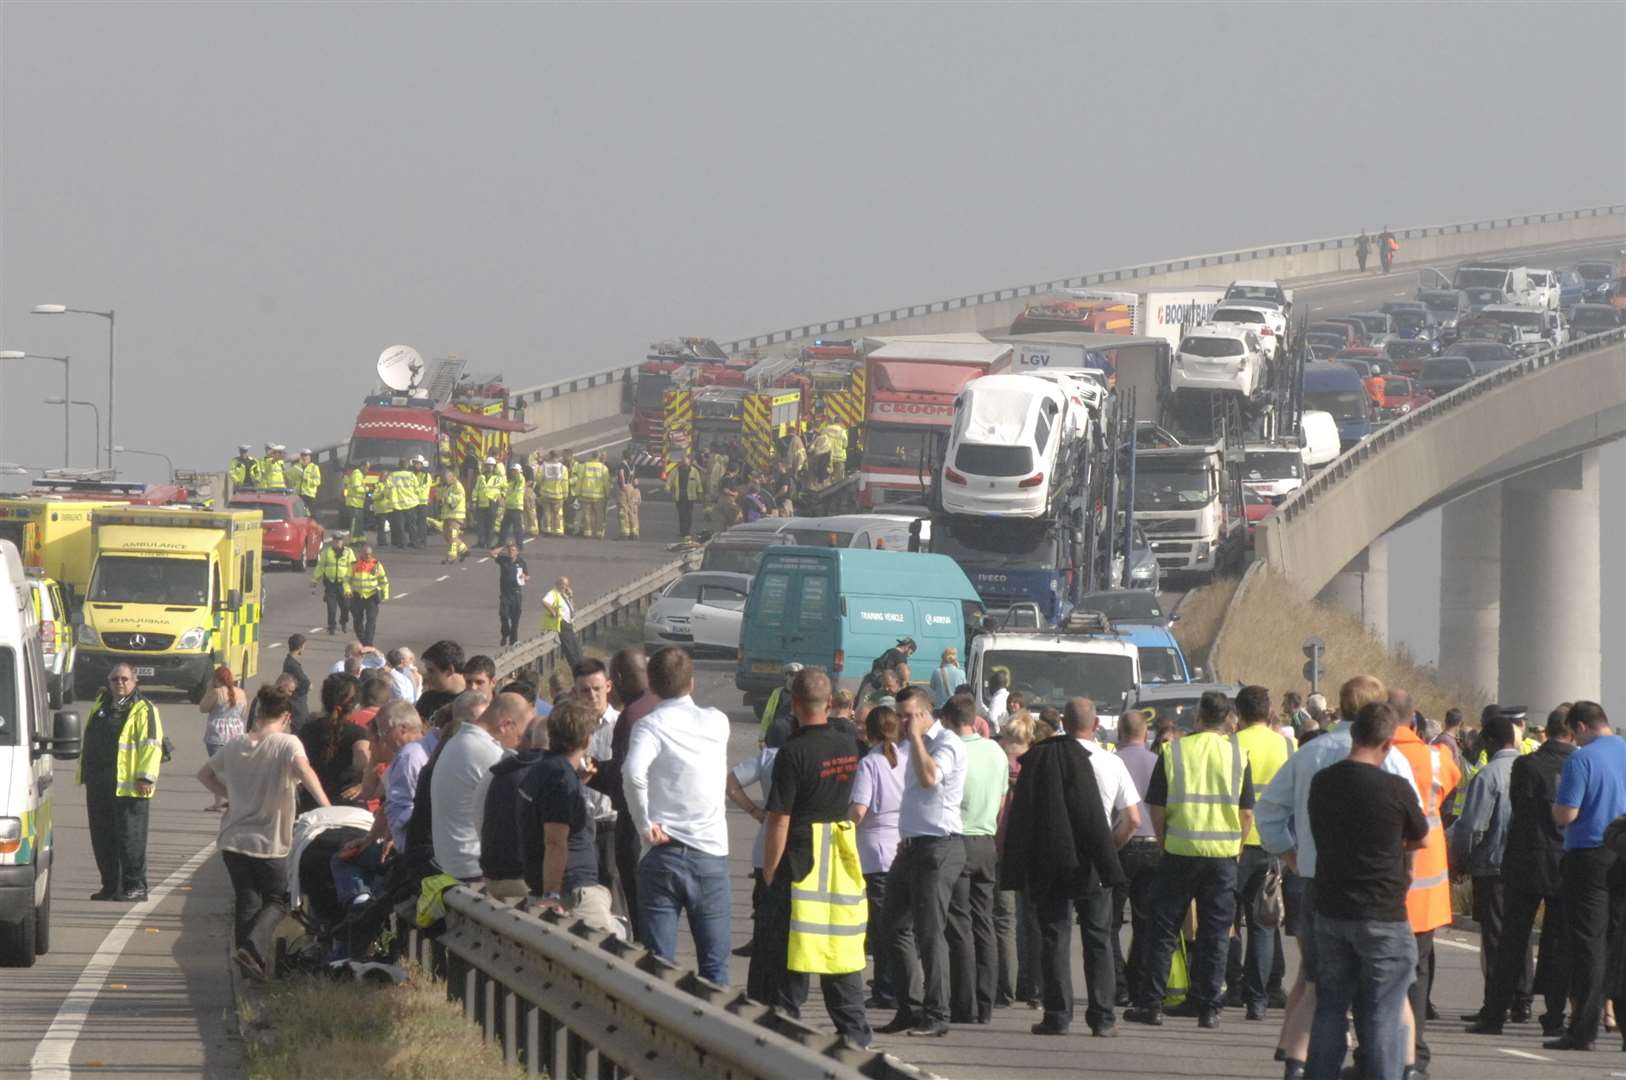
293,461,321,499
580,461,610,498
229,458,254,486
539,462,569,499
439,479,467,521
567,461,583,497
373,477,395,514
759,688,785,742
821,424,847,463
254,457,286,488
505,473,527,509
386,469,420,510
413,470,432,504
474,471,506,508
787,820,868,975
344,469,368,509
665,464,704,502
1235,724,1294,846
347,559,390,600
541,588,570,632
312,544,355,585
1162,730,1245,857
76,693,164,799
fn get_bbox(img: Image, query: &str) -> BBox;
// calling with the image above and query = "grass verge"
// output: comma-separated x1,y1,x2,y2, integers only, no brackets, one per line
1211,568,1487,721
244,966,523,1080
1171,576,1241,676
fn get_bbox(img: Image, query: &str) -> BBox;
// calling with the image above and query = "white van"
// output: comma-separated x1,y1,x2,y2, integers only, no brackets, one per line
1298,410,1341,470
0,541,81,966
942,374,1084,518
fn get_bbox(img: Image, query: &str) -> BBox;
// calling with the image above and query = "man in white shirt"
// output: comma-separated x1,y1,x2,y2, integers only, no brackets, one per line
330,641,387,676
622,647,732,984
430,690,523,881
1067,698,1142,1035
387,647,421,703
987,671,1011,731
877,686,968,1039
573,658,623,908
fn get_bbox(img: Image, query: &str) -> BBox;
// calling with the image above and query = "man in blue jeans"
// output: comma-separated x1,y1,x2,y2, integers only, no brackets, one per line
1306,701,1429,1080
622,647,733,984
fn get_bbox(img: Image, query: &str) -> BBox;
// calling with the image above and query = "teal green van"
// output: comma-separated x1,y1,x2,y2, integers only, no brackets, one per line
735,546,983,697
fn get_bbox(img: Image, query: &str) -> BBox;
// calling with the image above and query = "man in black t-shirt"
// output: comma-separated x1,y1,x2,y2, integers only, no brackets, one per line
491,542,529,646
518,698,618,933
1305,701,1429,1080
760,669,871,1046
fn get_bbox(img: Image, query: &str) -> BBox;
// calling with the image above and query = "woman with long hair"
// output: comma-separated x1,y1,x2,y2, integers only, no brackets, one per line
199,665,248,811
849,704,909,1010
296,673,370,810
929,647,966,709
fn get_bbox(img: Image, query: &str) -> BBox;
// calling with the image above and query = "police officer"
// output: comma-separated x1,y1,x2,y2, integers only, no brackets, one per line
383,462,419,549
343,461,370,537
614,452,641,540
290,449,322,501
371,462,395,549
229,444,257,492
254,443,287,488
1126,691,1255,1029
311,533,356,634
411,456,432,546
473,456,506,548
79,664,163,902
345,542,390,647
501,462,528,545
438,467,469,563
539,451,569,536
580,451,610,539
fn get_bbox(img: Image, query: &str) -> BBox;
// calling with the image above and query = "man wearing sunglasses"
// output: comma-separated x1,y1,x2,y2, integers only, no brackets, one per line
79,664,165,902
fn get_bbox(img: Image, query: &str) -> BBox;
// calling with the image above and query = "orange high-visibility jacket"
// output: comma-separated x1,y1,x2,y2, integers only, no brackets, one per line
1393,725,1461,932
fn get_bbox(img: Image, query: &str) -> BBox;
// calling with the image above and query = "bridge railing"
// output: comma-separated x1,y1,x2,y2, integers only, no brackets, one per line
1274,326,1626,528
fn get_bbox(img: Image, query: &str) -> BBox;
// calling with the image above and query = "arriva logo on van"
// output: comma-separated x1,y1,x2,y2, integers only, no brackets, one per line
924,614,953,626
858,610,906,623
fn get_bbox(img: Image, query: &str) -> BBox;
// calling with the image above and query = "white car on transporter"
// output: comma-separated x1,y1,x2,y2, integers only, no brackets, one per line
940,374,1087,519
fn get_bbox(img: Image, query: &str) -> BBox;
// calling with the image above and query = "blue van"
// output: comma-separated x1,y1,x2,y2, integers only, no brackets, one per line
736,546,983,697
1300,362,1375,450
1120,623,1194,684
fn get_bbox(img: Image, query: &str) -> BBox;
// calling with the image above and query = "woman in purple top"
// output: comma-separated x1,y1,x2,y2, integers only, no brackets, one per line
849,705,908,1009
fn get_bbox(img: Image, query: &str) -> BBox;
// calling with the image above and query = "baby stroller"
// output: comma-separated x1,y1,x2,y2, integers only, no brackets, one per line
280,807,409,984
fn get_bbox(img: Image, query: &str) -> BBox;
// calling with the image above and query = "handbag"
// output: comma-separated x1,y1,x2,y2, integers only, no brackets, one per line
1252,859,1285,930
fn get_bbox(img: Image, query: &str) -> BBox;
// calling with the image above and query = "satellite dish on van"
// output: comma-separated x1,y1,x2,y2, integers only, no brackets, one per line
377,345,425,392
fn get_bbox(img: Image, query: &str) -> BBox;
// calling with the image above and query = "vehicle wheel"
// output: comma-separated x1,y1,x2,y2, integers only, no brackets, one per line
187,680,208,706
0,882,38,968
47,674,62,710
34,870,50,956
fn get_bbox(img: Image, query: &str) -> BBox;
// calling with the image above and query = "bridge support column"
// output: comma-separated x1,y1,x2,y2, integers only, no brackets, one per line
1438,485,1502,697
1317,534,1389,644
1498,450,1601,710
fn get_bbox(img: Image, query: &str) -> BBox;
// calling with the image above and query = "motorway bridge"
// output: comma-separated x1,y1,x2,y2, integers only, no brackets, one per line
6,212,1624,1079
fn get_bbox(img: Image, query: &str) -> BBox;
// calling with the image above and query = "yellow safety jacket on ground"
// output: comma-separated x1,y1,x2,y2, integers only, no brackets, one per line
413,470,432,506
539,462,569,500
253,456,287,489
474,471,506,508
580,461,610,498
346,559,390,600
787,820,868,974
439,479,467,521
1161,730,1245,858
567,461,584,498
505,472,527,510
312,544,356,585
344,468,369,510
77,693,164,799
386,469,421,511
1235,724,1294,847
229,457,255,487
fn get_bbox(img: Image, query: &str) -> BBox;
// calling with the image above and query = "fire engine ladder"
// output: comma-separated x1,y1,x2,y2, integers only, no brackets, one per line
422,356,468,405
743,355,800,389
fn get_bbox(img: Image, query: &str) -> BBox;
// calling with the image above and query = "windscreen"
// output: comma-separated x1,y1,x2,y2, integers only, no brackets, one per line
1494,309,1544,330
1425,358,1474,378
1226,285,1280,303
1212,308,1265,324
954,443,1034,477
932,518,1059,567
864,426,934,467
983,649,1135,711
1391,311,1428,331
1302,390,1370,421
1179,336,1245,358
1076,591,1162,622
89,555,210,606
0,646,15,747
1244,452,1304,480
1576,263,1612,282
348,438,430,469
1453,268,1507,289
1418,291,1459,312
635,375,673,411
1138,648,1183,684
699,545,767,576
1572,308,1619,331
1134,464,1214,509
1354,315,1388,332
784,529,856,548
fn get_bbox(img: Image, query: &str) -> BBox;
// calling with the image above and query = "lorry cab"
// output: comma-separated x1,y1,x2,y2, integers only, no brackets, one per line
967,613,1141,736
1131,444,1246,578
736,547,982,699
76,508,263,703
1119,623,1194,685
0,540,83,966
1300,363,1375,450
1241,443,1308,502
926,515,1076,628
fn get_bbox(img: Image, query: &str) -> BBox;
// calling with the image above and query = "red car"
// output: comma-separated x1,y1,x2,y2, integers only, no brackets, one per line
1373,375,1432,418
1244,487,1277,546
229,491,324,569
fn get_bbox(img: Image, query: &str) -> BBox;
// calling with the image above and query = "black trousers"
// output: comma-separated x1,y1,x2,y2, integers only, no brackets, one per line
1113,838,1162,1003
85,784,149,894
1038,884,1116,1031
756,874,873,1045
499,509,525,546
1487,888,1566,1024
1472,875,1530,1013
946,834,998,1022
594,817,623,915
1409,930,1435,1068
1562,846,1625,1043
880,835,964,1027
322,580,349,631
1234,845,1279,1009
613,813,642,940
867,871,896,1001
1138,853,1237,1012
558,623,583,672
414,506,429,547
498,591,522,646
222,850,287,965
350,595,380,646
477,505,498,548
676,499,694,538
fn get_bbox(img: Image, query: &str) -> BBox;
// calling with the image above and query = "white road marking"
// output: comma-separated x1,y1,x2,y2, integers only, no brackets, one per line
1434,936,1480,952
436,575,448,582
478,557,490,564
1391,291,1409,297
395,592,409,599
30,841,218,1079
267,642,282,650
1497,1048,1554,1063
308,626,324,634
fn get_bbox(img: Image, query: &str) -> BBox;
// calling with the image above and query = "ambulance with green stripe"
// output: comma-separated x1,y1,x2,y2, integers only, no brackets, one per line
0,539,84,967
75,508,263,704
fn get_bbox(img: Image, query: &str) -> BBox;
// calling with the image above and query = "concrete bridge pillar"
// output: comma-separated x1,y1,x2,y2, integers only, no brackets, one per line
1498,450,1601,711
1438,485,1502,698
1317,533,1389,644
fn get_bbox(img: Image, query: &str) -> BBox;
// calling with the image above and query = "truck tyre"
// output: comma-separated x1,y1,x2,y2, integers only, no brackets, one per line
34,872,50,956
47,674,62,710
0,876,38,967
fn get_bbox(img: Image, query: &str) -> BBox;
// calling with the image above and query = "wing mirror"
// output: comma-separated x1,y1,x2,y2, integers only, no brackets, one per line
35,709,82,761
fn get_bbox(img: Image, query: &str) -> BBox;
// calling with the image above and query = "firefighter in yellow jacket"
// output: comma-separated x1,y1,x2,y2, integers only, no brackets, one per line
614,452,641,539
538,451,569,536
384,464,421,549
438,468,468,563
472,456,507,548
579,452,611,539
522,453,541,537
757,668,870,1044
821,423,848,481
410,456,432,548
563,449,584,536
501,462,528,545
79,664,164,901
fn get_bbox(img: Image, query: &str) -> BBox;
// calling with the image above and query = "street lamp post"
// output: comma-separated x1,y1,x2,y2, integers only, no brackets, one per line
0,351,72,465
32,304,114,469
113,445,176,483
43,398,102,466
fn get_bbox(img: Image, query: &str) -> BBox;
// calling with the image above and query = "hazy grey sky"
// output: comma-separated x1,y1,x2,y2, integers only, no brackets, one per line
3,2,1623,707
